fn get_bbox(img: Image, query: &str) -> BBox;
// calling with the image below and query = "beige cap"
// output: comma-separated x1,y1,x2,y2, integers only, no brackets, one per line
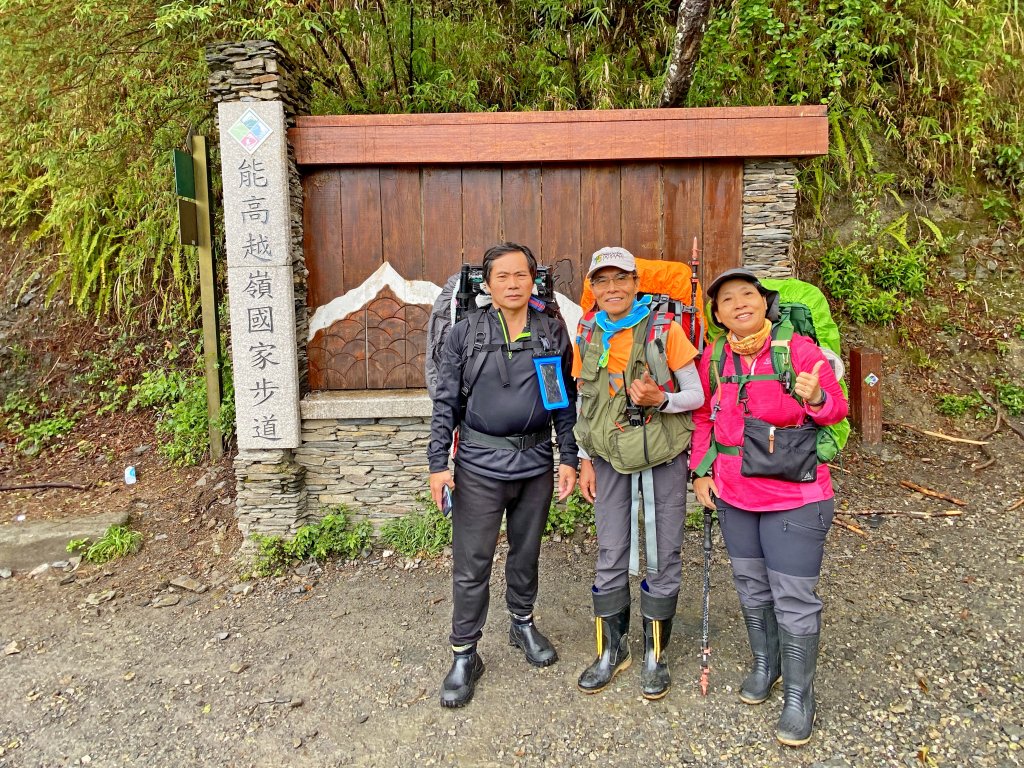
586,246,636,279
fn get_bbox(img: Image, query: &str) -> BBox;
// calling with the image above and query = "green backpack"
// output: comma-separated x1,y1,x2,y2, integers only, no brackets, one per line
704,278,851,464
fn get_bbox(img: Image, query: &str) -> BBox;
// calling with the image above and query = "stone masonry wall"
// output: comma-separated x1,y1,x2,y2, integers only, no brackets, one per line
742,159,798,279
296,418,433,527
232,450,308,538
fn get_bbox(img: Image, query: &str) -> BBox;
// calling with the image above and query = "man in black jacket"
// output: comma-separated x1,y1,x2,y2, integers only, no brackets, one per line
428,242,579,708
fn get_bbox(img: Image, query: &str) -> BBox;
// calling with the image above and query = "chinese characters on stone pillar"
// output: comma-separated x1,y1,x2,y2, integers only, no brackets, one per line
219,101,300,449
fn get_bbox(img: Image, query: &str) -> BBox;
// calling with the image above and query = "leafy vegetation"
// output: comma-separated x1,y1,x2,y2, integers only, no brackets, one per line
249,508,373,577
1,0,1020,328
693,0,1024,217
686,504,716,531
0,391,77,456
379,497,453,557
993,381,1024,417
124,336,234,465
935,393,983,418
67,524,144,563
819,204,945,324
935,384,1024,419
546,489,595,537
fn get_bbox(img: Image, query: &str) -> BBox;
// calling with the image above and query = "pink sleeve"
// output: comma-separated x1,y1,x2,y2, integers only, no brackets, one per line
791,335,849,426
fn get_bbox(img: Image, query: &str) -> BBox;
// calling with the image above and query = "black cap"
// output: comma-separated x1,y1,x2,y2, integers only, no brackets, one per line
706,268,779,329
705,268,768,300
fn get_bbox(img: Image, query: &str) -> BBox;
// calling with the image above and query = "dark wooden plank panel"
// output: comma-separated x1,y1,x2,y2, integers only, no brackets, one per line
339,168,383,290
540,166,582,300
580,165,621,272
291,109,829,165
620,163,662,261
462,168,502,263
663,161,703,266
302,169,343,311
701,160,743,286
421,168,463,284
501,167,542,252
380,167,422,281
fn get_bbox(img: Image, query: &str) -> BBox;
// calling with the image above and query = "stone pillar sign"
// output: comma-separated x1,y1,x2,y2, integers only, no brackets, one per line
219,101,301,449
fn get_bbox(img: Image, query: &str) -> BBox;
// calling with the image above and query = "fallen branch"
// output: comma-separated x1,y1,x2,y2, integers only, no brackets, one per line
1008,497,1024,512
899,480,968,507
0,482,90,492
833,517,868,537
885,422,989,445
975,390,1024,442
826,462,851,474
972,456,997,471
844,509,963,519
972,410,1001,471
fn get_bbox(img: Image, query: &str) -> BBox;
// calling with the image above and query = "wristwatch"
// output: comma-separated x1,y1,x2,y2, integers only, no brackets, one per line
807,391,827,408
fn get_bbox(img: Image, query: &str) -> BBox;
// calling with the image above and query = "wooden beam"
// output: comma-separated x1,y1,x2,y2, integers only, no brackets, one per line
289,106,828,166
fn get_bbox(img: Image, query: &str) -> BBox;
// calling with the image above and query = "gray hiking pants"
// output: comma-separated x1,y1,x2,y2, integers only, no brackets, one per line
591,453,687,599
716,498,834,635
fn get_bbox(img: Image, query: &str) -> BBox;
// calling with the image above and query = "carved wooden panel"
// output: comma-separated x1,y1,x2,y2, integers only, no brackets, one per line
305,160,745,390
308,287,430,390
309,314,366,390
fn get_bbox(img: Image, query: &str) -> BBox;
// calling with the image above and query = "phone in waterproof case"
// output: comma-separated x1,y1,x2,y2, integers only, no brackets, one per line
533,355,570,410
440,484,453,517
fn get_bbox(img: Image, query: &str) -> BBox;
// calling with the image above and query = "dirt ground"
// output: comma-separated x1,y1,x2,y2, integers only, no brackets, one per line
1,408,1023,767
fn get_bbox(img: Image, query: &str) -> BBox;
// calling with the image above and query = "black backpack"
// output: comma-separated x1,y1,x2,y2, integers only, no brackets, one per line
425,265,565,400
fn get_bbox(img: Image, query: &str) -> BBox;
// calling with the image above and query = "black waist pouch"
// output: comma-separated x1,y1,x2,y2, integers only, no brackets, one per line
740,417,818,483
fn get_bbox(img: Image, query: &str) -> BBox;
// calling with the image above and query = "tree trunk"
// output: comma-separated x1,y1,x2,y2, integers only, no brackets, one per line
659,0,712,107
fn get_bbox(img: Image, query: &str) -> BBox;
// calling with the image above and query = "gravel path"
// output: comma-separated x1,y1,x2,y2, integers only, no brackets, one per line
1,431,1023,768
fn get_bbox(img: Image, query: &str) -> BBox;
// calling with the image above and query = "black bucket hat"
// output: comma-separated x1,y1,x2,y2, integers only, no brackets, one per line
706,268,780,328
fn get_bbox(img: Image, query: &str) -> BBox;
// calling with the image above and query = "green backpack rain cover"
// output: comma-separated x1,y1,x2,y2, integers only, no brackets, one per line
705,278,851,463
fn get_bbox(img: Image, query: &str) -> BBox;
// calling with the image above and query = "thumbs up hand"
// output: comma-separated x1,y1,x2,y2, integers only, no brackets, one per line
628,369,668,408
794,360,825,408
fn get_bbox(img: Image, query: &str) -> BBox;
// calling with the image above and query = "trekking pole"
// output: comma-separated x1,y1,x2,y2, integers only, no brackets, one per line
699,506,713,695
690,236,703,356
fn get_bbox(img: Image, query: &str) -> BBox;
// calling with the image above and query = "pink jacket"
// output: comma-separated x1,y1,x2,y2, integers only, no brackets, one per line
689,333,849,512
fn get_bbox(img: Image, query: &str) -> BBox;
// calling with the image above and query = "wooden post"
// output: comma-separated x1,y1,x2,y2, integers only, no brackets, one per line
849,347,882,446
192,135,223,461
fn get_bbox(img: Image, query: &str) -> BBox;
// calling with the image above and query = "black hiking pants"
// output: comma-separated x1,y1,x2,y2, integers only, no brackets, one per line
449,464,553,647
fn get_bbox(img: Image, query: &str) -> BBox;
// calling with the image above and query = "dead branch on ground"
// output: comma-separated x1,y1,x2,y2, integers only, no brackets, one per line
885,422,990,445
844,509,963,519
899,480,968,507
0,482,90,492
833,517,868,536
972,409,1001,471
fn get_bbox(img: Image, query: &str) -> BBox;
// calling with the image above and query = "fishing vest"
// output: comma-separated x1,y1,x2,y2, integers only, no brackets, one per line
574,321,693,474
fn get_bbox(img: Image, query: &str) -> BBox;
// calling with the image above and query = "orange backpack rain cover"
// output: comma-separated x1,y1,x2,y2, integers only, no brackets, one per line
580,257,705,348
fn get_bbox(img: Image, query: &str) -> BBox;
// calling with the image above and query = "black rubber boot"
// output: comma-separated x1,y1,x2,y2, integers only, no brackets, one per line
739,604,782,705
640,584,677,700
439,646,485,708
577,586,631,694
776,629,820,746
509,615,558,667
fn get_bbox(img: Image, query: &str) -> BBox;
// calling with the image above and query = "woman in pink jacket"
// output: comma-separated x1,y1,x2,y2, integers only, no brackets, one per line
690,269,848,747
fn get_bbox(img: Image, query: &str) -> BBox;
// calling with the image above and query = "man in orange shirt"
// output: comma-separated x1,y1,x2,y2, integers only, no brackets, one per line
572,247,704,700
